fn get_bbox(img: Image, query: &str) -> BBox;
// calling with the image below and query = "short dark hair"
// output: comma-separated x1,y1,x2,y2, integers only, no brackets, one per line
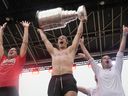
101,55,111,62
58,35,68,42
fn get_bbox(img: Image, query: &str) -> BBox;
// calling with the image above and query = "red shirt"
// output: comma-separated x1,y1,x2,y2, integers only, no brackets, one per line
0,55,26,87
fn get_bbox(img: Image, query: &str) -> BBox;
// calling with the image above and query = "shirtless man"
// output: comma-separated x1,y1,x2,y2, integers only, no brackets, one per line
38,18,84,96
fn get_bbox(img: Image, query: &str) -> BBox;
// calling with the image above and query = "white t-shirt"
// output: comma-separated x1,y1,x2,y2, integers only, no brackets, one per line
89,52,125,96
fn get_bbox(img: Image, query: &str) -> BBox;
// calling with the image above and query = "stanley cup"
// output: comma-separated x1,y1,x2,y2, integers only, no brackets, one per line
36,5,87,31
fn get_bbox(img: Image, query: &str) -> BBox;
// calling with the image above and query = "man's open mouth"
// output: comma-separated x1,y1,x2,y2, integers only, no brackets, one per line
106,61,109,64
60,41,64,44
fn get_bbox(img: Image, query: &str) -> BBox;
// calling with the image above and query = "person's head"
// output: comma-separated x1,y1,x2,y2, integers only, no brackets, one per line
101,55,112,69
57,35,68,49
7,47,17,59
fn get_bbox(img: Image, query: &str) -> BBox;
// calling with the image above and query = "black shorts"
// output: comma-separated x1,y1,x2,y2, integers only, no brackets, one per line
48,74,78,96
0,86,19,96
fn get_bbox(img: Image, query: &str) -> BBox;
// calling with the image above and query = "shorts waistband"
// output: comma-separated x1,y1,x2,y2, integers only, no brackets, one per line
0,86,16,89
52,73,73,78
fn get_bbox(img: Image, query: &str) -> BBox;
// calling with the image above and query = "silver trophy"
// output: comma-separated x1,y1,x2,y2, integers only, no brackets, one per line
36,5,87,31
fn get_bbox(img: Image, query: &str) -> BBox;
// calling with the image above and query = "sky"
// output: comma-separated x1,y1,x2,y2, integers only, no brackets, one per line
19,60,128,96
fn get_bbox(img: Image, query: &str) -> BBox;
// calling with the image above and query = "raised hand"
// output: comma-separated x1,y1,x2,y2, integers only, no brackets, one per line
20,21,30,27
0,22,7,31
37,28,43,33
77,6,87,22
123,25,128,32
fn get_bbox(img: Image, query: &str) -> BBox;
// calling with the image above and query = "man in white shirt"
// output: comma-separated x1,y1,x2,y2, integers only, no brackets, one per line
79,25,128,96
